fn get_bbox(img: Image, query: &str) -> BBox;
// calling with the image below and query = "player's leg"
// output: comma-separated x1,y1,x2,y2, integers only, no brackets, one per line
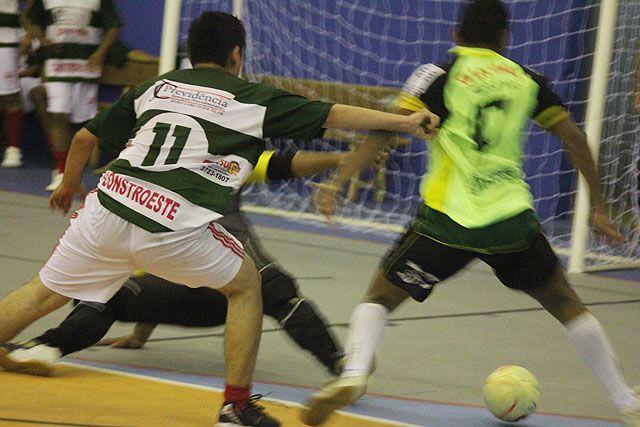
483,233,640,420
221,211,344,376
43,82,74,190
141,222,278,426
0,193,136,375
0,275,69,344
261,265,343,375
0,47,23,168
0,94,23,168
119,274,228,327
303,229,474,426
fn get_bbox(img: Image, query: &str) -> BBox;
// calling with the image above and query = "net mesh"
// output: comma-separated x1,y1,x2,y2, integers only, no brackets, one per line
178,0,639,269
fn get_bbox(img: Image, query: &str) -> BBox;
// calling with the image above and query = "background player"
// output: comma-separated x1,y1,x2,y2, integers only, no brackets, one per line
21,0,121,190
0,0,24,168
303,1,639,426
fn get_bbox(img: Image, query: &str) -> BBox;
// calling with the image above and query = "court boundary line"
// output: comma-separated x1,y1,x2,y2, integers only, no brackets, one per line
58,361,420,427
62,358,623,424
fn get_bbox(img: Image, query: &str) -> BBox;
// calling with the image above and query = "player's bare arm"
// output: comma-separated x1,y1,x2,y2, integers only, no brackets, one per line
548,117,624,243
97,323,157,349
88,27,120,68
323,104,438,140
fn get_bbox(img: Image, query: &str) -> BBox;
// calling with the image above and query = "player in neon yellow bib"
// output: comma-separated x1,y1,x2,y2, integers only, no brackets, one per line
304,1,639,426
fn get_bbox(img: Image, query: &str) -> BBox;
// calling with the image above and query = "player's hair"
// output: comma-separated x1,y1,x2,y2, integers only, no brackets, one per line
457,0,509,48
187,11,246,67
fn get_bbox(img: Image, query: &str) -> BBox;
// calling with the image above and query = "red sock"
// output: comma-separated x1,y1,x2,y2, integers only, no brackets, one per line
224,383,251,410
5,109,23,148
52,150,67,174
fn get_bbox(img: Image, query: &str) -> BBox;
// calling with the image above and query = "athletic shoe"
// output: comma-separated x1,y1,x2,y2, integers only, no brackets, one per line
0,341,61,376
620,387,640,427
46,170,64,191
216,394,280,426
301,374,368,426
1,147,22,168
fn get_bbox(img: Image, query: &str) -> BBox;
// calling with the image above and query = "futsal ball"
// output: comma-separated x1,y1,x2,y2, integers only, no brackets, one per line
482,365,540,422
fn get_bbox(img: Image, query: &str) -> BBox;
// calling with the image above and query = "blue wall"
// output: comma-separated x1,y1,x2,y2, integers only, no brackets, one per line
114,0,164,55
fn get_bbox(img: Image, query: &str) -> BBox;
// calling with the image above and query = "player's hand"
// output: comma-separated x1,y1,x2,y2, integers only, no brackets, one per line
19,34,32,55
48,183,87,215
404,109,439,140
96,334,146,349
311,181,341,219
590,206,624,244
87,51,105,69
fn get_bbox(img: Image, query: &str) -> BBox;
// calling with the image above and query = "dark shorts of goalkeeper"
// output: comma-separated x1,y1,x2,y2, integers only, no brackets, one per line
380,228,560,303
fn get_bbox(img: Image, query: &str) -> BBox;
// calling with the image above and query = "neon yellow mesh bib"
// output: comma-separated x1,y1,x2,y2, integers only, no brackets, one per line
421,47,538,228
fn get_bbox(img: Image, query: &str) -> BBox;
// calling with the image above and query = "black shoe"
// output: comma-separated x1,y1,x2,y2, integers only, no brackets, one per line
216,394,280,427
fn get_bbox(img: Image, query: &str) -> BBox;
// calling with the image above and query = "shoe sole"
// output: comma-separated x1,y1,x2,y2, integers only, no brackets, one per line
0,348,54,376
301,385,360,426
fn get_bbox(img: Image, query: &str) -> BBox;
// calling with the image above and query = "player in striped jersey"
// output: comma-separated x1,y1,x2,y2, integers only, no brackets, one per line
22,0,121,190
0,0,24,168
0,11,436,427
0,144,347,378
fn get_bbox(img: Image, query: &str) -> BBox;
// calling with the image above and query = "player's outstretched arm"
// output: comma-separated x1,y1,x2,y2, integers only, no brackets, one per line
48,128,96,214
290,151,346,178
96,323,157,349
323,104,438,140
549,117,624,243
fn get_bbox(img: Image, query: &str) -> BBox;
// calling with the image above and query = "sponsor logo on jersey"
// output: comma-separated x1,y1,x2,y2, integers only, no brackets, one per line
396,260,440,290
200,159,241,183
154,81,230,113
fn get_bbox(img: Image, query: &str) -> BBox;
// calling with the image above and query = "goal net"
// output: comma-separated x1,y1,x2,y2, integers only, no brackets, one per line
177,0,639,271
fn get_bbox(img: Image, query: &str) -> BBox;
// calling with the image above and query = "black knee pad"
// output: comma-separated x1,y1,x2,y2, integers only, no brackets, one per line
261,266,299,317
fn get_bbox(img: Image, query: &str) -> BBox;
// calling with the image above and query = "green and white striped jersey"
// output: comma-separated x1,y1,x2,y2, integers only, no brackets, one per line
27,0,122,82
93,67,333,232
0,0,20,48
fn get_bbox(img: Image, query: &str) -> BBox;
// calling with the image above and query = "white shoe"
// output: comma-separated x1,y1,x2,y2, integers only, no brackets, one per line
0,342,61,376
45,170,63,191
1,146,22,168
302,374,368,426
620,387,640,427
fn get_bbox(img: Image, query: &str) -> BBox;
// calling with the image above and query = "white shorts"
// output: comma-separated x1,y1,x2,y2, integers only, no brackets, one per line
39,191,245,303
45,81,98,123
0,48,20,96
20,76,41,113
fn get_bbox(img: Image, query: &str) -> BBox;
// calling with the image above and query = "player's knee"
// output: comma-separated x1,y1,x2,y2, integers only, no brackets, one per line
261,267,299,317
28,275,70,308
220,256,261,296
362,273,408,311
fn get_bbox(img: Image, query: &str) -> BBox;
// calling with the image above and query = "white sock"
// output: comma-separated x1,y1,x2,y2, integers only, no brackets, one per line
565,311,639,411
341,303,388,378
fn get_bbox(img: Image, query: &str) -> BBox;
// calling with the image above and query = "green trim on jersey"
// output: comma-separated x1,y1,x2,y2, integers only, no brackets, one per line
412,205,540,253
109,159,235,215
0,12,20,28
0,43,18,48
97,190,171,233
27,0,122,29
419,46,538,229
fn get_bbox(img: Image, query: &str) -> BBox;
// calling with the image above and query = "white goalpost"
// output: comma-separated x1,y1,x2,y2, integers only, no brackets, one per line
159,1,640,273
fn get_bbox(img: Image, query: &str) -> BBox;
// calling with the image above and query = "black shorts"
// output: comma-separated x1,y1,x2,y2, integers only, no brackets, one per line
381,228,560,302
